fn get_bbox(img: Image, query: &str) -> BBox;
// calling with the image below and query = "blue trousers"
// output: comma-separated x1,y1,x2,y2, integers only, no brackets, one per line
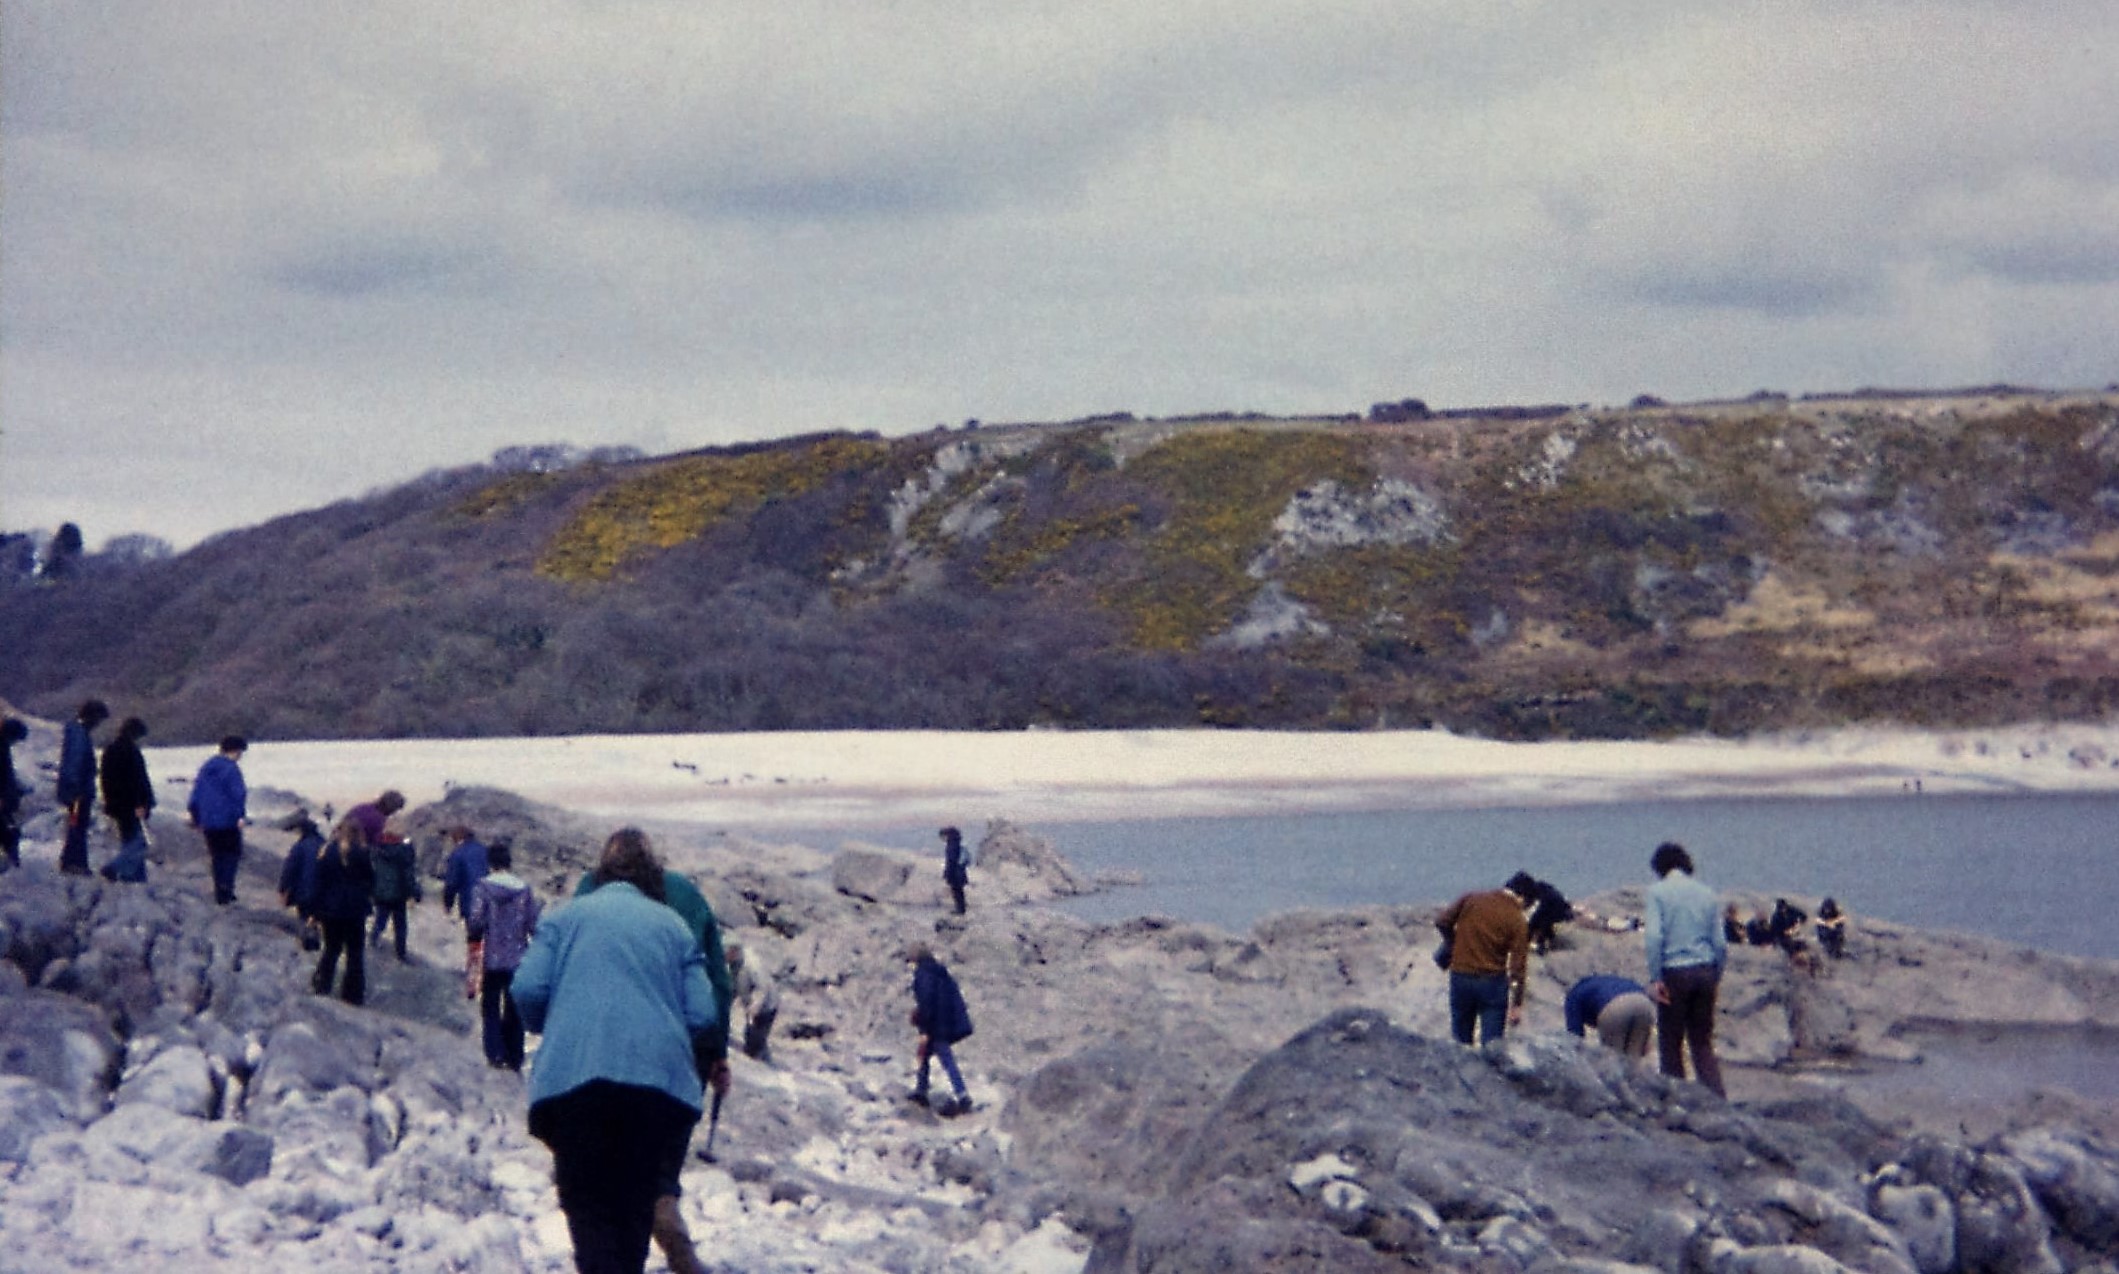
1449,971,1511,1046
918,1038,968,1100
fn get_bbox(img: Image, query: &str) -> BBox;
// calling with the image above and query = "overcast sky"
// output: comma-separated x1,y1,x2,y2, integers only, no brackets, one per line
4,2,2116,550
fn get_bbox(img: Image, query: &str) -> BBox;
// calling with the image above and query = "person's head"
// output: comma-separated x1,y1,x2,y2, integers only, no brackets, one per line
446,823,473,843
116,717,148,743
277,808,315,834
595,828,665,901
1819,897,1840,918
78,699,110,727
2,718,28,745
1650,841,1693,877
487,840,512,871
939,826,962,846
376,790,406,815
219,734,248,757
903,938,934,965
1503,870,1538,901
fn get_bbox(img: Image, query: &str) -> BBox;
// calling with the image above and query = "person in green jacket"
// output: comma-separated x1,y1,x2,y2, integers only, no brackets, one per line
575,850,734,1274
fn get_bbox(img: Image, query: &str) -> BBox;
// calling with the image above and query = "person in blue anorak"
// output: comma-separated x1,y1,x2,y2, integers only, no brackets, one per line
515,829,718,1274
1563,974,1655,1059
187,735,249,904
57,699,109,875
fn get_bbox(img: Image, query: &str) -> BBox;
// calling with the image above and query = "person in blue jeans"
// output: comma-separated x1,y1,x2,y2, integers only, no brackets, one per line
907,940,975,1115
1644,841,1728,1096
1435,874,1534,1046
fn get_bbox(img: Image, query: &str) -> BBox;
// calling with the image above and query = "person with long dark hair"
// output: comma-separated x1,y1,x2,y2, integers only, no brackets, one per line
1643,841,1727,1097
310,816,376,1005
99,717,155,882
513,829,717,1274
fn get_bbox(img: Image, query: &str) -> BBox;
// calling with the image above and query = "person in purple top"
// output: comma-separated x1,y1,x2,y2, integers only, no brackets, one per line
467,841,541,1071
345,790,405,846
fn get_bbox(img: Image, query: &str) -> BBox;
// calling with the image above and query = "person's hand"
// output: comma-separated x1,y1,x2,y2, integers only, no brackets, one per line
710,1060,732,1096
1506,1004,1524,1028
1648,980,1671,1005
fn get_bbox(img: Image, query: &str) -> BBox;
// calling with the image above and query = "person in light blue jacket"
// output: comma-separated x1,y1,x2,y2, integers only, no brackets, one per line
1643,841,1727,1096
512,828,717,1274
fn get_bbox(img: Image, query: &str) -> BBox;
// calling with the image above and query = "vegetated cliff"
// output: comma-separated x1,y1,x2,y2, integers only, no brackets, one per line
5,389,2118,742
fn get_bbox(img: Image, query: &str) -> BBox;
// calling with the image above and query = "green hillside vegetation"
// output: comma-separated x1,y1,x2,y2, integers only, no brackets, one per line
5,390,2117,742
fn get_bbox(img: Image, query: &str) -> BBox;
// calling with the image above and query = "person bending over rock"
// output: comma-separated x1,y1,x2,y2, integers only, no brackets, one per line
1563,974,1655,1059
907,940,975,1115
515,830,718,1274
56,699,108,876
345,788,405,847
1435,874,1533,1046
310,816,376,1005
186,735,249,904
1644,841,1727,1097
98,717,154,883
726,942,780,1063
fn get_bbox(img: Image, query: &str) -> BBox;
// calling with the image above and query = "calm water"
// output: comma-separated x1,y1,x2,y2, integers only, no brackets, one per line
836,793,2119,961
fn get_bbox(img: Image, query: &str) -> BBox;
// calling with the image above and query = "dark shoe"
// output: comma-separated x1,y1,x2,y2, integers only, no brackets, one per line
908,1090,930,1108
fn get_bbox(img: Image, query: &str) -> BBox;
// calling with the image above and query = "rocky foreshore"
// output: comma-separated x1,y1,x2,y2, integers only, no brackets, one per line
2,778,2117,1272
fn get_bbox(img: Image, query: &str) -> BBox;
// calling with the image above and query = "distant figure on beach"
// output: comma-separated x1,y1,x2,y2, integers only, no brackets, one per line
0,717,28,870
310,815,376,1005
1644,841,1727,1097
941,826,970,915
515,830,718,1274
907,940,975,1115
727,941,781,1062
187,735,249,904
1723,903,1748,946
1435,874,1534,1046
98,717,155,882
1815,898,1849,960
467,841,540,1071
1563,974,1655,1059
57,699,109,875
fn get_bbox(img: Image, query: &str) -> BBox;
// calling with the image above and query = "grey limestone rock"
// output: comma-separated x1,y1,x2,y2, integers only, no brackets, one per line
0,1074,73,1164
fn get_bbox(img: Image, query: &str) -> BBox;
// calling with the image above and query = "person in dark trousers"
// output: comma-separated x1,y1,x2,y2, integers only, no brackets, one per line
346,789,406,846
1563,974,1655,1059
1435,874,1534,1046
369,829,423,962
310,815,376,1005
468,841,541,1071
57,699,109,875
187,735,249,904
907,940,975,1115
573,839,732,1274
1510,872,1573,955
277,809,325,948
98,717,155,882
1644,841,1728,1097
940,826,970,915
515,830,717,1274
0,717,28,870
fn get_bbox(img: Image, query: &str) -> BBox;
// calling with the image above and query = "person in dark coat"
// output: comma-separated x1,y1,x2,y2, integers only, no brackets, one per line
57,699,109,875
940,826,970,916
907,940,974,1114
277,809,325,948
1814,898,1849,960
1507,871,1574,954
440,824,490,921
310,815,376,1005
369,829,423,962
98,717,156,882
2,717,31,870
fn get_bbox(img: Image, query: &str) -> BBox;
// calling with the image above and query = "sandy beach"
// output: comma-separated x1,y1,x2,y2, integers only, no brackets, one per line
145,720,2119,833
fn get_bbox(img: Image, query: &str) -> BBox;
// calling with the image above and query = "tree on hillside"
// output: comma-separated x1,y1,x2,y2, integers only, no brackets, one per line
37,522,84,581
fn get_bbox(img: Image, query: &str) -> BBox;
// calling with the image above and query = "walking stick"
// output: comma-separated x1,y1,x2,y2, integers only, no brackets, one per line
700,1085,725,1163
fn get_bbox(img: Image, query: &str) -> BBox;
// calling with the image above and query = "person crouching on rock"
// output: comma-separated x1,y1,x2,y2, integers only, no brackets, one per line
1563,974,1655,1059
906,940,975,1115
513,830,718,1274
467,841,540,1071
1434,874,1533,1046
311,815,376,1005
1815,897,1849,960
